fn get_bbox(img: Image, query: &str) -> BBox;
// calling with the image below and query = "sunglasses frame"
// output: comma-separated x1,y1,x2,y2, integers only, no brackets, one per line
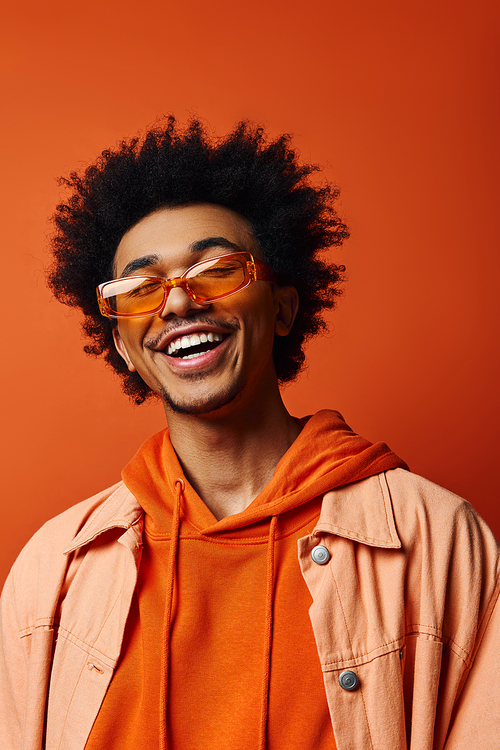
97,252,276,319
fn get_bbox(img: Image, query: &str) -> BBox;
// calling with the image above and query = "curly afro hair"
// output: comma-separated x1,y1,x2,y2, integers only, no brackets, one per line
48,117,349,404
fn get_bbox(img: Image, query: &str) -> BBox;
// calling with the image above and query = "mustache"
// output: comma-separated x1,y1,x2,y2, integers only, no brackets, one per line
145,315,240,350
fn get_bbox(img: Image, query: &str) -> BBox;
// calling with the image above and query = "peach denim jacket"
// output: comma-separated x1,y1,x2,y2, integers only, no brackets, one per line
1,468,499,749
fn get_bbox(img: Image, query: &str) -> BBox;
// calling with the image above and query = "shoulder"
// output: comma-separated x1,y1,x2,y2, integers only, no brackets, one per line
321,468,499,575
15,482,124,553
5,481,140,595
2,481,142,634
384,470,500,662
384,470,500,614
384,468,498,550
320,469,500,653
385,468,477,514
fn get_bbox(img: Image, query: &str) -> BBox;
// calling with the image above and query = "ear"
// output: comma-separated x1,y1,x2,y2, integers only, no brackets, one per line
112,327,137,372
273,285,299,337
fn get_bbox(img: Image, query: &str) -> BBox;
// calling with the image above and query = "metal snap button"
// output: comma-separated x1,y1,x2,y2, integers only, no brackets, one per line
339,670,359,691
311,545,330,564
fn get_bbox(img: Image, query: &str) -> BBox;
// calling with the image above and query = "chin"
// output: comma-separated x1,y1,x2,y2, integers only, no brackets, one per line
160,379,246,416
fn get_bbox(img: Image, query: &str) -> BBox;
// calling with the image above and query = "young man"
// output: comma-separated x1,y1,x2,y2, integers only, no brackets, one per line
1,119,499,750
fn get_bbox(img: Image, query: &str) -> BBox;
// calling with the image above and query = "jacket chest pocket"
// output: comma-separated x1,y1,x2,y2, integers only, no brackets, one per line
300,535,408,749
322,645,407,750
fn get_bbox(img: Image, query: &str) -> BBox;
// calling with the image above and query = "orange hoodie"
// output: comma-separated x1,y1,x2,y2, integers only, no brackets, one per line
85,410,408,750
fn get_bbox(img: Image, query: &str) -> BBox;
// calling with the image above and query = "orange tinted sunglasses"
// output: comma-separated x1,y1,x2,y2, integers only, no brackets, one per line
97,252,276,319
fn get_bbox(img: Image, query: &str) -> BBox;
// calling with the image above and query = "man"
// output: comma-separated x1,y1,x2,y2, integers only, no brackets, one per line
1,118,499,750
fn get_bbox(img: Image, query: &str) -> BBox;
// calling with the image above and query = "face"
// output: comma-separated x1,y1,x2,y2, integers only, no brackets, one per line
112,204,298,417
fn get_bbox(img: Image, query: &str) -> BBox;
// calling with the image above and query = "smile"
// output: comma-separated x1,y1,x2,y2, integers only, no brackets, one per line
166,331,224,359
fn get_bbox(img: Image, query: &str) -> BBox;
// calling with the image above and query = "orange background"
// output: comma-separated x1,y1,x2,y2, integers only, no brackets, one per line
1,0,499,587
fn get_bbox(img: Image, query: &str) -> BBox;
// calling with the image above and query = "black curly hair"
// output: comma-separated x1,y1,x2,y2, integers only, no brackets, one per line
48,117,349,404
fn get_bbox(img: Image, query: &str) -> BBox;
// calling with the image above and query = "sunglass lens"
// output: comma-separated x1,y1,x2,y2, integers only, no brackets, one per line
187,257,246,302
106,277,164,316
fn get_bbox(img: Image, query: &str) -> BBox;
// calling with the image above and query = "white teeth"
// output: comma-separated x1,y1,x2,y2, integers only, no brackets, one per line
166,331,224,356
181,351,207,359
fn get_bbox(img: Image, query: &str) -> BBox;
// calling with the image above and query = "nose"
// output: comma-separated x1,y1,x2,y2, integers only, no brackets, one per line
158,286,209,319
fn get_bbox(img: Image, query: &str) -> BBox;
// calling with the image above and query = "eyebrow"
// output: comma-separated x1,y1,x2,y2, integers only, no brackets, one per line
117,236,242,278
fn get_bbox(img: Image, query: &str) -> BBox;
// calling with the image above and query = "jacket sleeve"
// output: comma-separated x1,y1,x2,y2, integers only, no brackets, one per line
0,569,28,750
0,529,64,750
444,577,500,747
383,469,500,749
0,487,137,750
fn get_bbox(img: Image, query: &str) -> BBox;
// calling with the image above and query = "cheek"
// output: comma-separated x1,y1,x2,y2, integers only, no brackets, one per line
239,296,278,350
117,318,152,347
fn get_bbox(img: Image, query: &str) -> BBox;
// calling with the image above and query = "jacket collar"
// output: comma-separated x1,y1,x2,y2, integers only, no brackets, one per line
313,471,402,549
63,482,143,555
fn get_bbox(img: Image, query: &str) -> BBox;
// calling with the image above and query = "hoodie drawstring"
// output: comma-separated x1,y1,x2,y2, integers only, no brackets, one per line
160,478,183,750
259,514,278,750
160,488,278,750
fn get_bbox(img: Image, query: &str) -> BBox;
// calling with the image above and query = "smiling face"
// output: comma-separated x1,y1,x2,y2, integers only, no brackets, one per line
112,204,298,417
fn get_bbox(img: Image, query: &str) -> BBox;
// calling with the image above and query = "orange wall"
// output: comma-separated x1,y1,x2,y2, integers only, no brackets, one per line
1,0,499,587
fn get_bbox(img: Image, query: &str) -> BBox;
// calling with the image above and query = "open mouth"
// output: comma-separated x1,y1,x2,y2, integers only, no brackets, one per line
166,332,225,360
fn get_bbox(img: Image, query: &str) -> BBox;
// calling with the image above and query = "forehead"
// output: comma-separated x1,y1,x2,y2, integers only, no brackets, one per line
113,203,260,277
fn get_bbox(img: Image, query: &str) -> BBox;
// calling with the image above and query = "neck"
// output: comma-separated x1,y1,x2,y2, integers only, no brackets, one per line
164,382,301,520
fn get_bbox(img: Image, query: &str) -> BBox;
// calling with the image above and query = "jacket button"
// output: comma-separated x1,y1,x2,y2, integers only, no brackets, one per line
311,545,330,564
339,670,359,691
